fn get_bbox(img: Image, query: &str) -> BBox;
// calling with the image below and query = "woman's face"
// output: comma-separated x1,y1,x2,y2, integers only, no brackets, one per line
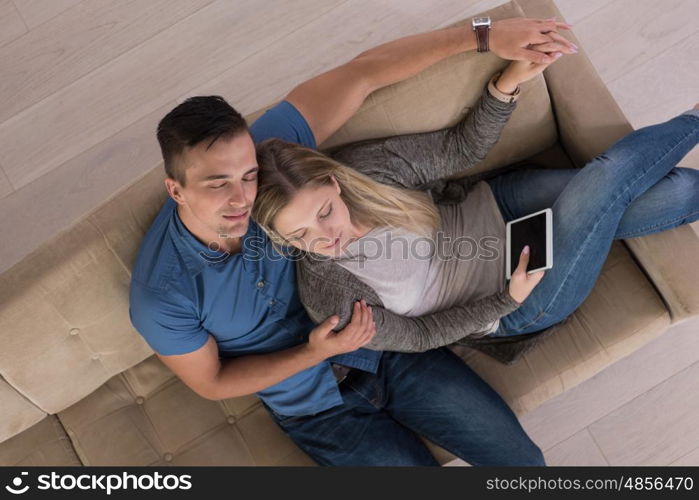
273,176,360,257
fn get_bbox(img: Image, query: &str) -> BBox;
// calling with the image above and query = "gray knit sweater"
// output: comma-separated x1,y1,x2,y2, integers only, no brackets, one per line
296,82,524,354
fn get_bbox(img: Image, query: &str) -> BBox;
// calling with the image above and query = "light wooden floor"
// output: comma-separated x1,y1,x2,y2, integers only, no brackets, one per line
1,0,698,465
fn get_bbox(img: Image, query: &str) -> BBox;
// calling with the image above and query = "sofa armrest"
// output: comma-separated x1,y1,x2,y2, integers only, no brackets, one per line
623,227,699,323
517,0,634,167
518,0,699,323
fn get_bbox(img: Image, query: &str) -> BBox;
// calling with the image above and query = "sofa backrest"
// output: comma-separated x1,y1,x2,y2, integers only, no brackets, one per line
0,0,558,444
317,2,558,177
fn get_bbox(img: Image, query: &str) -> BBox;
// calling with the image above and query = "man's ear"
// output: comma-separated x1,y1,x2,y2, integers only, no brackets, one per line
164,178,185,205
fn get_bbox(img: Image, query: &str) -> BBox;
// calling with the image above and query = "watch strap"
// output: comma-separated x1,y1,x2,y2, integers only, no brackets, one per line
474,25,490,53
487,72,520,103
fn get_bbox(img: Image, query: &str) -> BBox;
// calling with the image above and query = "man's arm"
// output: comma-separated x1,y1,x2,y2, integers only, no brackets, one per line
152,308,374,401
130,283,337,400
156,335,326,401
285,17,574,145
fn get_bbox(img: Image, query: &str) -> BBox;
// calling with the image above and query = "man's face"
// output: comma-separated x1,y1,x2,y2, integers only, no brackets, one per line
165,132,258,249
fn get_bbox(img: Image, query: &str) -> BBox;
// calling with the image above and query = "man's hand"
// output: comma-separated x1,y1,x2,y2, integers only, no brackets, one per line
489,17,576,64
306,299,376,360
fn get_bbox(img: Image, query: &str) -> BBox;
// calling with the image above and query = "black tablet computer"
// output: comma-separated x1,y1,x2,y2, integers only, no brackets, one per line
506,208,553,280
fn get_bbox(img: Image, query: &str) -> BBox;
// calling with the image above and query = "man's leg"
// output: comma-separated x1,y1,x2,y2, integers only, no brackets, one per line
383,348,546,466
263,369,439,466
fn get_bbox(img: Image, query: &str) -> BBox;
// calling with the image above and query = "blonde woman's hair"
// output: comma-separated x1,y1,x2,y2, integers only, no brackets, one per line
253,137,441,248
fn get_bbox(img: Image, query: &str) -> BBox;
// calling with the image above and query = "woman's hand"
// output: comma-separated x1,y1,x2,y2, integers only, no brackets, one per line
495,42,568,94
507,245,545,305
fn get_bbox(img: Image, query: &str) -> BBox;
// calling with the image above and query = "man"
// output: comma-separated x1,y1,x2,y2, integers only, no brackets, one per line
129,16,575,466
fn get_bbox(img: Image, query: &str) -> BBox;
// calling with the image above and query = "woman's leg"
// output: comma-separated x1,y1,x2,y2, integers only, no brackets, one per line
613,166,699,238
486,110,699,336
487,166,699,240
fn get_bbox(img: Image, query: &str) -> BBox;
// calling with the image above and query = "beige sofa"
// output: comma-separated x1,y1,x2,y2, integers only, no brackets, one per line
2,0,698,466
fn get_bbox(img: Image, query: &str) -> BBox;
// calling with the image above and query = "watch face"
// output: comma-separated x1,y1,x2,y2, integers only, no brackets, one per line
473,16,491,27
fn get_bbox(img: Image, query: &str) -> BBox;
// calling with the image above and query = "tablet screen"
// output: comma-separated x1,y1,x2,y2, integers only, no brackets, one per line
510,212,547,276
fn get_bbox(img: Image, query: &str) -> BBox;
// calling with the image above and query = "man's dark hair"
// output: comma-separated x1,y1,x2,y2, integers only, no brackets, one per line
156,96,249,187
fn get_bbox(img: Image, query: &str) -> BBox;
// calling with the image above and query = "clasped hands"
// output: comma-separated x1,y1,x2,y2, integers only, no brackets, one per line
481,17,578,93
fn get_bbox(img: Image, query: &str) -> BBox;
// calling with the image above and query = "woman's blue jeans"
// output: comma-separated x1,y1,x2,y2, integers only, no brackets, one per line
485,109,699,336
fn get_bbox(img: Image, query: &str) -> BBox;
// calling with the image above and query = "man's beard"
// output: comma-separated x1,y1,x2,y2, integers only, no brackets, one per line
215,219,247,239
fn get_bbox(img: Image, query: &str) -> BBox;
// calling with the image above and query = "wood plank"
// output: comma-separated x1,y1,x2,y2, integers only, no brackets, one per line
425,0,505,29
606,32,699,133
0,101,175,275
0,0,215,124
567,0,697,83
543,429,608,466
552,0,610,25
443,458,469,466
520,317,699,451
429,0,592,31
607,33,699,172
0,0,342,191
588,360,699,465
0,0,26,47
0,164,12,199
10,0,82,29
179,0,504,117
670,447,699,466
423,429,612,466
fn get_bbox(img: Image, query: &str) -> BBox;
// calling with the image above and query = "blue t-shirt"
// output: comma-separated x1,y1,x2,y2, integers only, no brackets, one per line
129,100,382,416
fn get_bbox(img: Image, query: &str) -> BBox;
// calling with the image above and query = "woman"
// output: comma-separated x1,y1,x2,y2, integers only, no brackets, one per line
251,53,699,467
253,56,699,353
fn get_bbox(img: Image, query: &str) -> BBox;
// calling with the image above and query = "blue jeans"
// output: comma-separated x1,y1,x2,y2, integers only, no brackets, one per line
264,347,545,466
485,109,699,336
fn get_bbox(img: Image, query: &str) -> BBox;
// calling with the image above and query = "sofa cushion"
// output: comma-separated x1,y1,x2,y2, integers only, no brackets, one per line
0,416,80,466
56,355,314,466
0,165,168,441
87,165,170,272
0,377,46,444
53,352,457,466
0,218,154,418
